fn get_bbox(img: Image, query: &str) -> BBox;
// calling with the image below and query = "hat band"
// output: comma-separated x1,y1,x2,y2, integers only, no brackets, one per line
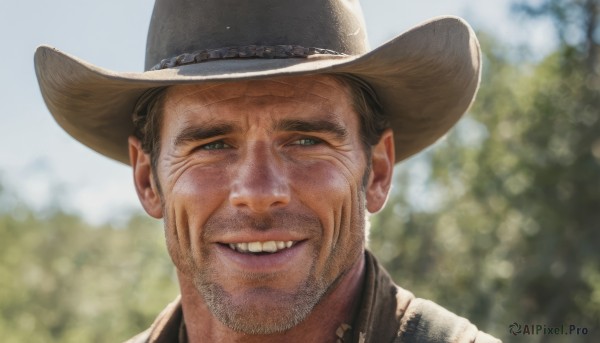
150,45,346,71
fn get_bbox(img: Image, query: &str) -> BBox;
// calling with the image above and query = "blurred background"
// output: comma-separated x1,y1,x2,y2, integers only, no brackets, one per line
1,0,598,341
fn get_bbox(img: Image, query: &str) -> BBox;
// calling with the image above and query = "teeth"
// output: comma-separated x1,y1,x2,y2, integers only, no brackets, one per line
248,242,262,253
262,241,278,252
228,240,295,253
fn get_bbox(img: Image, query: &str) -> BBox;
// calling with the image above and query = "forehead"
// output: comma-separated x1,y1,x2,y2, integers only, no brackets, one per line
162,74,355,121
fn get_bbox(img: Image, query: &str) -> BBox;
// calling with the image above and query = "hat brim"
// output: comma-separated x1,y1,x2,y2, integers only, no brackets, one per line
34,15,481,165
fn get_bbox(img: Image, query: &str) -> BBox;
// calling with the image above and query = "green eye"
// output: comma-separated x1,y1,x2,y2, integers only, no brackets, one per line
201,141,230,150
295,138,320,146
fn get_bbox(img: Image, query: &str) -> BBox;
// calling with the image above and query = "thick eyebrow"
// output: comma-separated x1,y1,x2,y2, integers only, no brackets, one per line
275,119,349,140
173,123,234,146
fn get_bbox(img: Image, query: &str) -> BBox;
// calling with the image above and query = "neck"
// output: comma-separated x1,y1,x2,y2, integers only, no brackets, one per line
179,253,365,343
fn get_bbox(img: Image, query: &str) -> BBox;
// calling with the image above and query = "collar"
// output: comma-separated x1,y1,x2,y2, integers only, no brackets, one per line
133,250,414,343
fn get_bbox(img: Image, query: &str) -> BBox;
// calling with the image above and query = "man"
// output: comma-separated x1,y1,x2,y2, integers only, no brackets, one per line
35,0,501,342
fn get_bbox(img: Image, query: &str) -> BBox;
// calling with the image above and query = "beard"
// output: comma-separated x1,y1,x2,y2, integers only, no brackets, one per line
163,191,367,335
194,265,329,334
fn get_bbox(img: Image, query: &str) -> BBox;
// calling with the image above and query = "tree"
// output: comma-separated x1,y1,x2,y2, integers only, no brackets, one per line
0,194,178,343
370,1,600,341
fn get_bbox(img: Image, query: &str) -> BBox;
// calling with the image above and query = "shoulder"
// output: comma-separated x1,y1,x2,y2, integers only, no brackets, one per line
359,252,501,342
122,329,151,343
121,296,183,343
396,288,501,343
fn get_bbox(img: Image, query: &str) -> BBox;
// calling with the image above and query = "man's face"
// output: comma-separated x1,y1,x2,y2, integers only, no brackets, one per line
133,75,389,334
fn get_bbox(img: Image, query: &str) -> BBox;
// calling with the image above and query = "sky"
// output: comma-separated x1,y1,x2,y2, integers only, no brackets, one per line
0,0,554,224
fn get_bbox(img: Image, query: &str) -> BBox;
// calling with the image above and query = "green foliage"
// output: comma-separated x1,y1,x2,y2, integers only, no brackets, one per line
3,2,599,341
0,204,178,342
370,10,600,341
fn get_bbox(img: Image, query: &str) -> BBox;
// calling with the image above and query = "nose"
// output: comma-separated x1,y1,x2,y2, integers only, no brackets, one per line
229,144,291,213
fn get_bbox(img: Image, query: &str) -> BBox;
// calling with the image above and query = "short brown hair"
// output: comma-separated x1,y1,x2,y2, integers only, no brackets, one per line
132,87,168,170
132,74,389,170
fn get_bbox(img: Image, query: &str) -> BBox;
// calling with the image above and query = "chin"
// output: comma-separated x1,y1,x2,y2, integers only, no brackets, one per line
194,273,328,335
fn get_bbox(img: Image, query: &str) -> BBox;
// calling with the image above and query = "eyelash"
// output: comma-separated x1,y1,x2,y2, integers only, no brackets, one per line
200,140,231,150
197,136,323,151
292,138,322,146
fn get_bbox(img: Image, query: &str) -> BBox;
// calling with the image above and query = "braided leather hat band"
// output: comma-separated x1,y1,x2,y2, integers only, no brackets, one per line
151,45,346,71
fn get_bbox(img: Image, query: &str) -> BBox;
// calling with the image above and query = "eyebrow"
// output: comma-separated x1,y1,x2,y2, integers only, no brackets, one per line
173,123,234,146
172,118,349,146
275,119,349,140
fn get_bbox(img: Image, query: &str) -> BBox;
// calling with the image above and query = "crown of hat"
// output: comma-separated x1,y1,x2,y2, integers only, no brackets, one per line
145,0,369,70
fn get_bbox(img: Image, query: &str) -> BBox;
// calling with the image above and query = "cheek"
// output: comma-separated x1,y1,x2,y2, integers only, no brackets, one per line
291,159,365,265
290,159,351,211
163,165,229,268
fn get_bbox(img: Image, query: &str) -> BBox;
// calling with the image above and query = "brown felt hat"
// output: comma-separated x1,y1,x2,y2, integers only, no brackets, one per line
34,0,481,165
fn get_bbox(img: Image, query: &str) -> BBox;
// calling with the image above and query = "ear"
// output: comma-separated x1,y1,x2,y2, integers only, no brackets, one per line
128,136,163,219
365,129,395,213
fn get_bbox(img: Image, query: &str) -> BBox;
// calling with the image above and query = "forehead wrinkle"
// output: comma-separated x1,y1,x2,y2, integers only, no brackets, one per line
235,75,349,101
249,79,350,116
222,94,347,124
286,77,354,113
167,75,350,110
284,98,347,120
278,75,353,99
167,81,282,112
263,74,342,89
262,76,347,99
166,76,355,131
166,81,269,113
166,82,224,107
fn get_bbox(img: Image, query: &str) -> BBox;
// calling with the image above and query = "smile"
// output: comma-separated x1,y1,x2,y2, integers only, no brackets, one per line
216,239,306,273
227,241,296,253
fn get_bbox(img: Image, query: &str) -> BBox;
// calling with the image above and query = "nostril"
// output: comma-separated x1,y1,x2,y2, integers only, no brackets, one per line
229,179,290,212
229,189,291,212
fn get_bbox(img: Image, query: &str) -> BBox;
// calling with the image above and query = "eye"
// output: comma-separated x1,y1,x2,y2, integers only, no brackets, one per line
200,140,231,150
291,138,322,146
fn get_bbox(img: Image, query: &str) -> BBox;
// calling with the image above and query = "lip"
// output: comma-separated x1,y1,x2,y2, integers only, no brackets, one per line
215,240,308,273
214,230,308,244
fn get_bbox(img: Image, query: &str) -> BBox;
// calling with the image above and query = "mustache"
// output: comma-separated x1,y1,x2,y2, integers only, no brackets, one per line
203,210,322,236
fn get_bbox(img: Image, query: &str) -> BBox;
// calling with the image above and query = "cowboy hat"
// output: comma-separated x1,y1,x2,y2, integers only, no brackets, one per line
34,0,481,165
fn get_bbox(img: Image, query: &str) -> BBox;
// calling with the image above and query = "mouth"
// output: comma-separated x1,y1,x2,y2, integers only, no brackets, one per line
226,240,297,254
216,239,306,273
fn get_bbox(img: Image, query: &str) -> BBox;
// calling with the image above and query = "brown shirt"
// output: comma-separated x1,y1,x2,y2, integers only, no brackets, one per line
125,251,501,343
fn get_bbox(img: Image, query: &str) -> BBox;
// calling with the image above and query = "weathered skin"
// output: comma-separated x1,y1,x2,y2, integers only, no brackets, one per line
129,75,395,342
